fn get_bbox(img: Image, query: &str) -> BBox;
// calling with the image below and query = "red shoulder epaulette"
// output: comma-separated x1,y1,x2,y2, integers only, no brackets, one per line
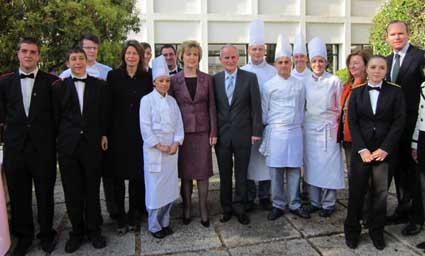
0,72,15,79
52,78,63,86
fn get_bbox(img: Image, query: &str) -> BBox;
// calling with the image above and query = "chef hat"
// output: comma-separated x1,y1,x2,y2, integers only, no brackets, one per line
308,37,327,61
293,31,307,56
274,33,292,60
152,55,170,81
248,19,265,46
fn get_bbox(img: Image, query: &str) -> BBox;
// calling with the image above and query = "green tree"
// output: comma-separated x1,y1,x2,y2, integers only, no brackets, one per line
369,0,425,56
0,0,140,74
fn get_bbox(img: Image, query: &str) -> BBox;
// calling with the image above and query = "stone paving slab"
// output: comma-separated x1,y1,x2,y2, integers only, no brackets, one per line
385,224,424,255
216,210,300,248
228,239,320,256
139,216,222,255
170,190,222,220
170,249,230,256
309,233,420,256
284,203,346,238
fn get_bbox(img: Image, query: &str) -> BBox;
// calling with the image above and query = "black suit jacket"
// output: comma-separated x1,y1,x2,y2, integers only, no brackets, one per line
0,70,58,174
53,75,109,162
212,68,262,148
386,45,425,139
348,81,406,157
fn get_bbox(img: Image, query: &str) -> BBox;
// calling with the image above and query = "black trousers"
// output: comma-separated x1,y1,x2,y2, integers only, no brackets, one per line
411,130,425,224
115,177,145,223
344,157,388,241
58,139,102,239
215,143,250,215
4,140,56,240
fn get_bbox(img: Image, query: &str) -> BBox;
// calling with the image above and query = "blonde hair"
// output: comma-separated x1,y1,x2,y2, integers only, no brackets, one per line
178,40,203,63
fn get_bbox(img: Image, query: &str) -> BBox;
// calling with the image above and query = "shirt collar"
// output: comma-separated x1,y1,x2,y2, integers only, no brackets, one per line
393,43,410,58
153,88,167,99
19,68,38,78
248,60,266,68
71,73,88,80
367,81,383,89
225,68,238,79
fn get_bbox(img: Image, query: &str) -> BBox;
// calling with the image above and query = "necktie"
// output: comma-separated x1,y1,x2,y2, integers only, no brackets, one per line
20,73,34,79
73,77,87,83
391,53,400,82
367,86,381,92
225,75,234,104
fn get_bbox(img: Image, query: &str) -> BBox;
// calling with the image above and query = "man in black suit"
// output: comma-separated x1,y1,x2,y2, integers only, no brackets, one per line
53,48,109,253
160,44,181,75
0,38,58,255
385,20,425,235
213,45,263,225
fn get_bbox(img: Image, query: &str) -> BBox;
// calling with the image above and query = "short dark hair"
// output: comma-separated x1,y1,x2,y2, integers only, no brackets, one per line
79,33,100,47
119,40,145,74
386,20,410,34
140,42,151,50
160,44,176,55
367,54,387,67
17,37,40,53
66,47,87,61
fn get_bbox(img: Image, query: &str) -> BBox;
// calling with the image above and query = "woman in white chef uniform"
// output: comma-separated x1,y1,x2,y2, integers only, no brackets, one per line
260,34,310,221
139,55,184,239
303,37,345,217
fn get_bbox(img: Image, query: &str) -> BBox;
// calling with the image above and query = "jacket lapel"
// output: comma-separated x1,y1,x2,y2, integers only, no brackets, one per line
13,72,28,119
27,72,43,121
396,46,415,84
82,77,91,118
361,85,375,117
386,54,393,81
230,69,243,107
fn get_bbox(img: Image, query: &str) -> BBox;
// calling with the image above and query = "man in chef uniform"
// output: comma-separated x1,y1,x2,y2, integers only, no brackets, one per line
241,19,276,211
139,55,184,239
291,32,312,81
260,34,310,220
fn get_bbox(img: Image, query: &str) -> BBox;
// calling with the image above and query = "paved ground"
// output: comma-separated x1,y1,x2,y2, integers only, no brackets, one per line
6,154,425,256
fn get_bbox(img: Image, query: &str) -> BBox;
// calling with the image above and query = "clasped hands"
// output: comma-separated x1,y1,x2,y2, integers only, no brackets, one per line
155,143,179,155
359,148,388,163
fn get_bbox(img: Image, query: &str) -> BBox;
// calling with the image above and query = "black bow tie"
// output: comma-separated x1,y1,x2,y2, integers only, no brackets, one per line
368,86,381,92
169,70,177,75
73,77,87,83
20,73,34,79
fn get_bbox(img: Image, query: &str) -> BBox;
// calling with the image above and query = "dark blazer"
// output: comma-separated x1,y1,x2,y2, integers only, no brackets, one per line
212,68,262,148
0,70,58,175
386,45,425,137
170,70,217,136
106,68,152,178
348,81,406,157
53,75,108,163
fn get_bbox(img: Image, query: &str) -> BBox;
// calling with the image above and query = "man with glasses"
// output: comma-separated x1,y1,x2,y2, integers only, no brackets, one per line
59,34,112,80
160,44,181,76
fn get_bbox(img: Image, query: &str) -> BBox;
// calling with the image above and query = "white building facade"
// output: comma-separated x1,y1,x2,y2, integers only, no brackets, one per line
130,0,385,74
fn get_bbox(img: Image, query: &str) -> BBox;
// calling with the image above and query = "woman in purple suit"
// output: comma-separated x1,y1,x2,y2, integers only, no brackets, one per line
169,40,217,227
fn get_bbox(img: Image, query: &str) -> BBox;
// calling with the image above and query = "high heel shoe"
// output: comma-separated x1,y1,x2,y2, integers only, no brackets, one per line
201,219,210,228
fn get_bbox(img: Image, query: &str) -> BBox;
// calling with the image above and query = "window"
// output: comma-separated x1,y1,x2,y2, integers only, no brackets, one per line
351,44,373,56
154,43,182,69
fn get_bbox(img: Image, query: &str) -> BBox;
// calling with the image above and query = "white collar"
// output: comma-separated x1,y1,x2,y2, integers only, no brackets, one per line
19,68,39,77
393,43,410,58
367,81,383,88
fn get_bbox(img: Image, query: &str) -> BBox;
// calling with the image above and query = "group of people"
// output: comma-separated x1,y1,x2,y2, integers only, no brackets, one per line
0,18,424,256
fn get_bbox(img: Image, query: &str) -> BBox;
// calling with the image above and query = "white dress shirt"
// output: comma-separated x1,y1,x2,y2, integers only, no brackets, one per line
390,43,410,79
71,74,87,113
368,81,383,115
19,68,38,117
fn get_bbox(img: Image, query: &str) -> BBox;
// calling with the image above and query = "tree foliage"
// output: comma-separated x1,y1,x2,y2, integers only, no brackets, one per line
0,0,140,74
369,0,425,55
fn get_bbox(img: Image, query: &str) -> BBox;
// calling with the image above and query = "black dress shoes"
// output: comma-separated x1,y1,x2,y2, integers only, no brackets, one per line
89,234,107,249
237,213,250,225
259,198,273,211
65,237,83,253
306,205,321,214
416,241,425,249
268,207,284,221
289,207,311,219
201,219,210,228
13,238,32,256
220,213,232,223
372,239,385,250
151,230,166,239
162,226,174,236
401,223,422,236
319,208,334,218
40,237,56,253
345,238,359,249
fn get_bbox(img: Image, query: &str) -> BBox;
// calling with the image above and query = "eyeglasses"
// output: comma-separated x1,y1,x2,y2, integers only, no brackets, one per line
83,46,98,51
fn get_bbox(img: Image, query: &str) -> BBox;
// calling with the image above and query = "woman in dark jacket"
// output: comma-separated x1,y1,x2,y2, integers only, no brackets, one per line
169,40,217,227
107,40,152,233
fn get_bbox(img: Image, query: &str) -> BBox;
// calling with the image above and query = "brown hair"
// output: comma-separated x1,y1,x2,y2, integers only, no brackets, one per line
178,40,203,64
346,50,369,82
119,40,145,74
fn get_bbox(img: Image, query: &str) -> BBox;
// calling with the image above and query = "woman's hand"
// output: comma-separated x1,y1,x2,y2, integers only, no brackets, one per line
371,148,388,162
209,137,217,146
155,144,170,153
359,149,373,163
168,143,179,155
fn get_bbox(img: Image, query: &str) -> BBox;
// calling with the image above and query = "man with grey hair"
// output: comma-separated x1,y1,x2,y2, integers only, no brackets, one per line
213,44,263,225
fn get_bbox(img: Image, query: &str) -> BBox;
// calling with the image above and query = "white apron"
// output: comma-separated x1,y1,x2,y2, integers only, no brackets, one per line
242,61,276,181
139,90,184,210
303,72,345,190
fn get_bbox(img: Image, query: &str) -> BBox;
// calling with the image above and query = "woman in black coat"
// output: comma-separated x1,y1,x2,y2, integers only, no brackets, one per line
107,40,152,233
